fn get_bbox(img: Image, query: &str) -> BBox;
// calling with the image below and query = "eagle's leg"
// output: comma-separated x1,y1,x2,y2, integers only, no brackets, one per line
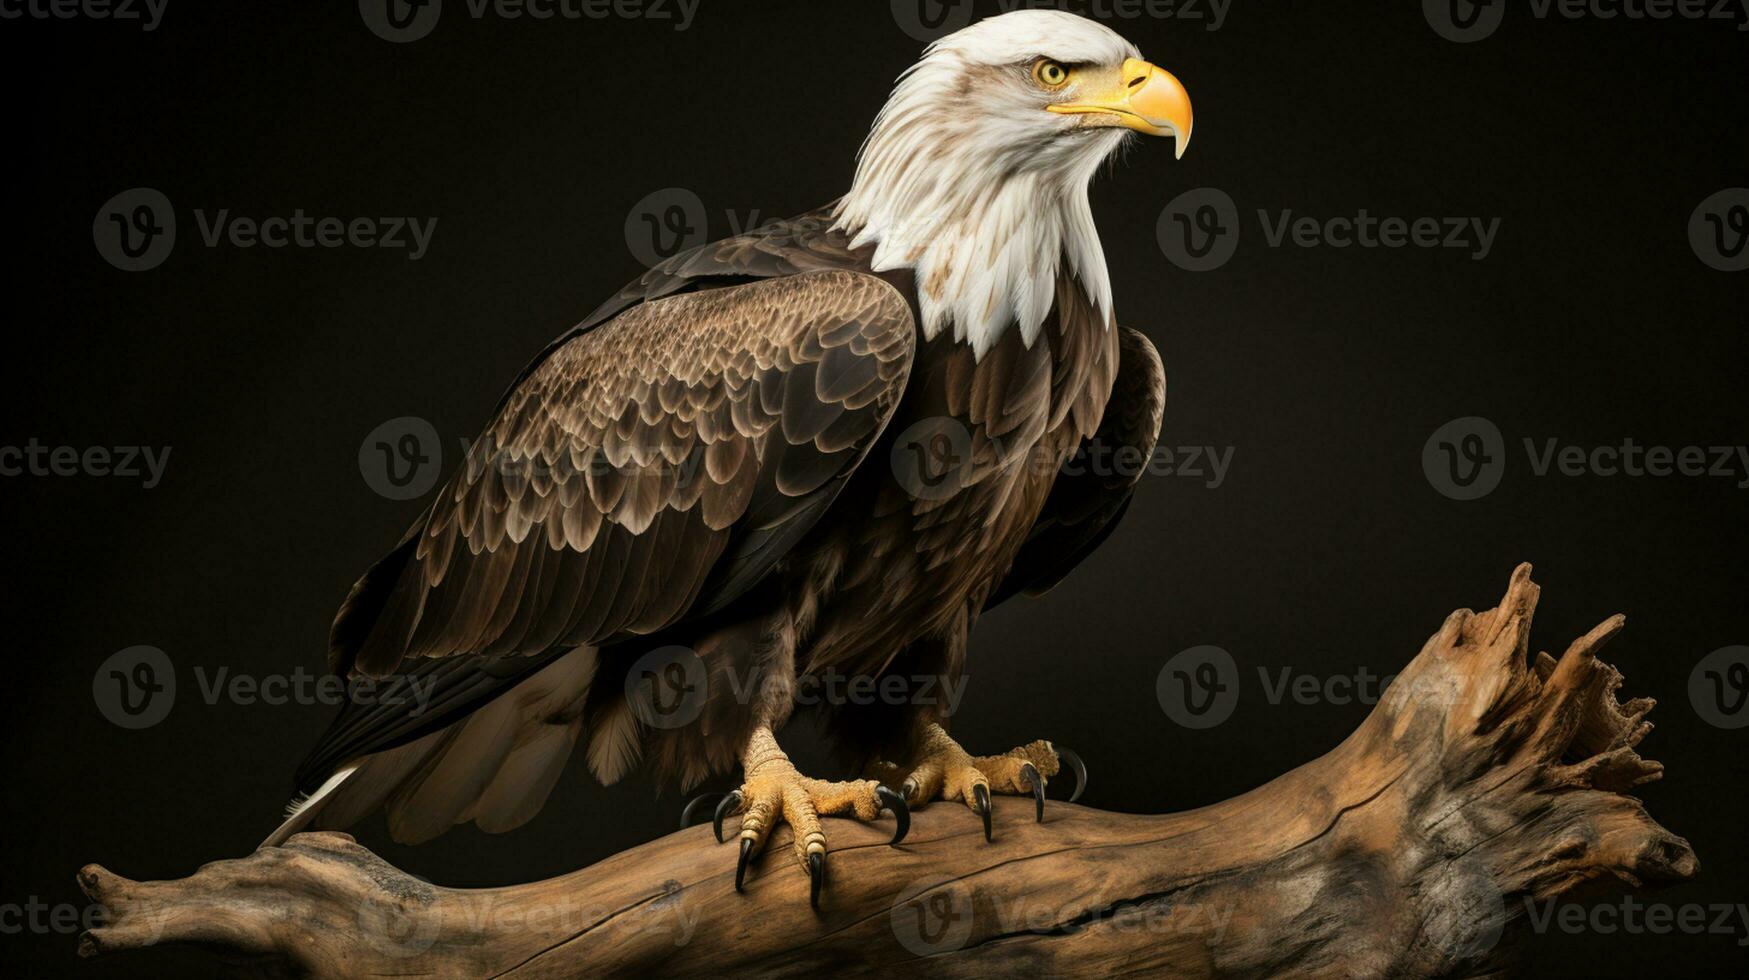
719,725,908,908
866,723,1082,841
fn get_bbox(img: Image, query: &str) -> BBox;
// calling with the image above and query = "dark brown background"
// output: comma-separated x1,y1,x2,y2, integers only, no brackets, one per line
3,0,1745,975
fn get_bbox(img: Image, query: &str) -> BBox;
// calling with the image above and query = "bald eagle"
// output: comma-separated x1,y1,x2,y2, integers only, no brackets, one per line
270,10,1188,907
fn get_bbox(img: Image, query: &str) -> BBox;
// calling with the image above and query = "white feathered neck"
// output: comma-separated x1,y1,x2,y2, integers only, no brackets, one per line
833,14,1134,359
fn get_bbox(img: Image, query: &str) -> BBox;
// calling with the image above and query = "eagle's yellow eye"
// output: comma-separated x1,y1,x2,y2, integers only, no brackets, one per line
1033,59,1070,89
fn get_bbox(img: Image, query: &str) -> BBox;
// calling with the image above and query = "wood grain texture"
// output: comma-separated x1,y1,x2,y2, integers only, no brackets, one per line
78,565,1696,978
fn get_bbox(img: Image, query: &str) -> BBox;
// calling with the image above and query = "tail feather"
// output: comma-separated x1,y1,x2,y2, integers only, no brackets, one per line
262,764,360,848
473,721,583,833
320,731,445,830
584,697,644,786
265,647,598,847
389,701,523,843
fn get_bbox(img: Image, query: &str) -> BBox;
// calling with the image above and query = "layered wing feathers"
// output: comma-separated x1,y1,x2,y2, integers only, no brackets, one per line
335,270,916,677
986,325,1165,607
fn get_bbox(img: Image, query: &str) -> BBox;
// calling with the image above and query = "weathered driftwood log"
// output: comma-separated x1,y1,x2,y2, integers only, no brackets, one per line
78,565,1696,978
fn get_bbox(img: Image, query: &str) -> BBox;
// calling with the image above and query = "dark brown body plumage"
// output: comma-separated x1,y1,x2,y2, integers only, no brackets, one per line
291,208,1163,839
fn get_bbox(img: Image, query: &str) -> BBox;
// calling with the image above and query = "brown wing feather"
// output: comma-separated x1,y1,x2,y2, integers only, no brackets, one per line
333,269,916,677
985,324,1165,607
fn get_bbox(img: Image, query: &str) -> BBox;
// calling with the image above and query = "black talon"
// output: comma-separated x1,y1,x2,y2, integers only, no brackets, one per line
712,790,743,844
1055,747,1087,803
1020,763,1045,823
680,793,722,832
972,783,992,842
808,851,824,909
735,838,753,892
876,785,910,846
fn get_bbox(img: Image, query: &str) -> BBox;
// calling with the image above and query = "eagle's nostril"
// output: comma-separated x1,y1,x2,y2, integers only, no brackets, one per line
1128,75,1147,89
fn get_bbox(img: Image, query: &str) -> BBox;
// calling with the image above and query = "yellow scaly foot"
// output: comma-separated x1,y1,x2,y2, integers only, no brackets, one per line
866,724,1085,841
687,726,907,908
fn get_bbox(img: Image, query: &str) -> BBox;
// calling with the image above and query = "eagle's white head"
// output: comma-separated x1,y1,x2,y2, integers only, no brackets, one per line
834,10,1192,359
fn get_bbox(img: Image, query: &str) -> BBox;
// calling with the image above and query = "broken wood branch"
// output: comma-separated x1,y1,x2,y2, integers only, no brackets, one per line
77,565,1696,978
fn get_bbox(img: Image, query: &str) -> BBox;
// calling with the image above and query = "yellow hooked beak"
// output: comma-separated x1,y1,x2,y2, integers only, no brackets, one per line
1048,58,1194,159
